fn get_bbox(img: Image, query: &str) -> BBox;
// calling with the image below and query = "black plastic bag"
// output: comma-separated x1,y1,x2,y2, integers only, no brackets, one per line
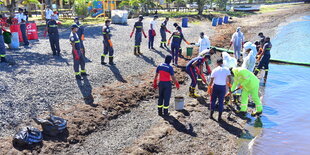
13,127,43,147
34,115,67,136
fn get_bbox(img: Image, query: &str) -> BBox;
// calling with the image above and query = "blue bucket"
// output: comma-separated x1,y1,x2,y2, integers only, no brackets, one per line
218,17,223,25
182,17,188,27
212,17,218,26
224,16,229,24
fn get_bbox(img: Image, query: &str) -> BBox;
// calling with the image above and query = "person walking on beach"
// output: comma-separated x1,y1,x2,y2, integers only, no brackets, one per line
130,15,147,55
101,20,115,65
47,14,60,56
230,27,244,63
254,37,272,83
159,17,171,49
230,67,263,116
193,32,211,53
148,15,158,50
153,55,180,116
70,24,87,80
208,59,232,121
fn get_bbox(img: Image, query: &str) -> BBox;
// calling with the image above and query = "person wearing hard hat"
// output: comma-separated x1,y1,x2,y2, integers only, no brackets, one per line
254,37,272,83
148,15,158,50
70,24,87,80
159,17,171,49
242,42,257,72
101,20,115,65
47,14,60,56
230,27,244,63
193,32,211,53
153,55,180,116
130,15,147,55
230,67,263,116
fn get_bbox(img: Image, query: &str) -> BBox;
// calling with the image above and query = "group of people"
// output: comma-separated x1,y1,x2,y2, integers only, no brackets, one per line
153,26,272,121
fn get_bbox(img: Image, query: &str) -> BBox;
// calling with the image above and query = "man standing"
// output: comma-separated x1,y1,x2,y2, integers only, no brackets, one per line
230,67,263,116
159,17,171,49
16,8,29,47
70,24,87,80
230,27,244,62
74,18,86,57
208,59,231,121
0,26,6,63
194,32,211,53
47,14,60,56
130,15,147,55
254,37,272,83
148,15,158,50
153,55,180,116
101,20,115,65
167,27,190,66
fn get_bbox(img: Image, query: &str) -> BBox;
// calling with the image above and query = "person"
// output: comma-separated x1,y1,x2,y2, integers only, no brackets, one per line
185,54,210,98
70,24,87,80
167,27,190,66
0,25,6,63
254,37,272,83
45,6,53,23
197,48,217,84
173,23,182,33
74,18,86,58
208,59,232,121
222,52,237,69
257,32,265,53
193,32,211,53
153,55,180,116
101,20,115,65
159,17,171,49
230,27,244,62
242,42,257,72
24,9,28,22
15,8,29,47
230,67,263,116
130,15,147,55
47,14,60,56
148,15,158,50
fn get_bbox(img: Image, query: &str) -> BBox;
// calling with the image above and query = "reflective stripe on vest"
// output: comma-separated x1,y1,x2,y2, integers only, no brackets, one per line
49,25,57,27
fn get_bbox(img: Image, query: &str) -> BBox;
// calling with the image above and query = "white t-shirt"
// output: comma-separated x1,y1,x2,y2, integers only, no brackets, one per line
15,13,27,24
211,66,231,86
45,9,53,20
150,20,156,30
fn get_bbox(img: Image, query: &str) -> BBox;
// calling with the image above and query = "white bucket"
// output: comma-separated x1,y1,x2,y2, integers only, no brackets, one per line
175,96,185,110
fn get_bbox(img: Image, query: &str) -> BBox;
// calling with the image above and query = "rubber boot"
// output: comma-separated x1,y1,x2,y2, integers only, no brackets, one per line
251,111,262,117
264,71,268,83
134,47,138,55
218,112,223,122
164,109,169,116
0,57,6,63
158,108,163,116
137,47,142,55
101,56,106,65
160,43,164,48
164,43,168,49
75,75,82,80
189,87,200,98
210,110,214,119
254,69,260,76
109,57,115,65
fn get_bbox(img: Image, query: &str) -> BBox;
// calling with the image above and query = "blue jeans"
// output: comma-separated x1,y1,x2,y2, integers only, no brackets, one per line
171,43,180,65
210,84,226,113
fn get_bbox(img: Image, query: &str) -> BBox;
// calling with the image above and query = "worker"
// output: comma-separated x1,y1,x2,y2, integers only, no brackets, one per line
257,32,265,53
193,32,211,53
130,15,147,55
159,17,171,49
148,15,158,50
173,23,182,33
45,6,53,23
15,8,29,47
208,59,232,121
167,27,190,66
222,52,237,69
230,27,244,63
47,14,60,56
0,25,6,63
230,67,263,116
153,55,180,116
185,54,210,98
74,18,86,57
242,42,257,72
254,37,272,83
70,24,87,80
101,20,115,65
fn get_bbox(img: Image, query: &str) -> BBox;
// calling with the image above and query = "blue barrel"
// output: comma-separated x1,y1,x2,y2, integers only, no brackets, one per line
218,17,223,25
224,16,229,24
182,17,188,27
212,17,218,26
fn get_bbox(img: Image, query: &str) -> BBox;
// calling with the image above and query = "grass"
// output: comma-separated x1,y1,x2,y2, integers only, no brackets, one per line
157,11,200,18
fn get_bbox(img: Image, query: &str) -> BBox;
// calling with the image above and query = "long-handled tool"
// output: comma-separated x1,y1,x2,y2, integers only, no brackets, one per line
224,87,241,118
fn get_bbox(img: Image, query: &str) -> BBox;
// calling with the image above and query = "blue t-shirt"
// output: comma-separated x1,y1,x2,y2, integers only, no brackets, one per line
186,57,206,68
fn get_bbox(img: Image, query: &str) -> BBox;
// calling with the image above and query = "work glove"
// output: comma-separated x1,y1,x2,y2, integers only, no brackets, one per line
207,85,212,95
175,81,180,89
166,30,171,34
167,40,171,46
186,41,190,45
108,40,113,47
153,79,158,89
152,30,156,36
130,31,134,38
190,43,196,45
227,82,232,88
143,31,147,38
81,34,85,41
73,50,80,60
238,85,243,89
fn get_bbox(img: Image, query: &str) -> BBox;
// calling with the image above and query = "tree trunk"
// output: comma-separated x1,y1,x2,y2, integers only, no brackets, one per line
59,0,63,9
45,0,51,6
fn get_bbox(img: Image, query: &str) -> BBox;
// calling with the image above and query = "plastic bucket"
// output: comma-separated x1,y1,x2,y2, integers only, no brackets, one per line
218,17,223,25
224,16,229,24
182,17,188,27
175,96,185,110
212,17,218,26
9,32,20,49
186,47,193,56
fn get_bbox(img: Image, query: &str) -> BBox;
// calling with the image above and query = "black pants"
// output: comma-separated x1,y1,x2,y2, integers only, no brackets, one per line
20,24,29,46
48,33,60,54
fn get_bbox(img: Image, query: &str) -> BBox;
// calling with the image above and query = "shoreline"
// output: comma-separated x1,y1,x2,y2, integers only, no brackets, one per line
0,3,310,154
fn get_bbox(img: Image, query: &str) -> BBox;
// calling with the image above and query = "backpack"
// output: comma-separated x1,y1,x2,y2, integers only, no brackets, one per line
13,127,43,147
34,115,67,136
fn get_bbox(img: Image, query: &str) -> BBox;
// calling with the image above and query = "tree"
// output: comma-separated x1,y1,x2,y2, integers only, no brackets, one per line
215,0,228,10
196,0,207,15
119,0,157,14
175,0,186,11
